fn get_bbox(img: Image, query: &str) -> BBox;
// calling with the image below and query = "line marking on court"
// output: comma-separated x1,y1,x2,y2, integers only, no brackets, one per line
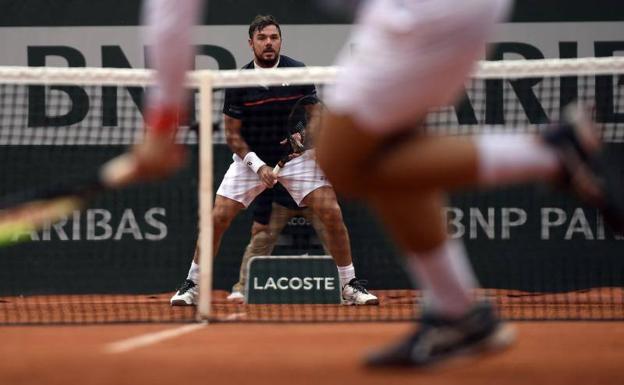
103,323,207,354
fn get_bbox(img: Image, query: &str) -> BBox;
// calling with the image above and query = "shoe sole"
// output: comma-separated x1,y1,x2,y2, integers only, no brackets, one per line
428,323,517,370
227,299,245,304
170,298,197,306
341,298,380,306
364,323,516,369
226,294,245,304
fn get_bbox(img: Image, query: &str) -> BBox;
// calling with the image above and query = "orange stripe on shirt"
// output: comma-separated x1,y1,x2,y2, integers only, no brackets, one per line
243,94,304,107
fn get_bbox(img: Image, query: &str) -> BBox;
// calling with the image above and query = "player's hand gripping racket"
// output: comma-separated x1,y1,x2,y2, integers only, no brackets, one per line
273,95,322,175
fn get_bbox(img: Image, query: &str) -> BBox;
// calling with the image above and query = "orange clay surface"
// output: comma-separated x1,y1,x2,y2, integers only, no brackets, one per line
0,322,623,385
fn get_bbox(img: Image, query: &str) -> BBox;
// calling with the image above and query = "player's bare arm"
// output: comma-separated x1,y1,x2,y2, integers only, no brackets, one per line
303,102,322,147
224,113,276,188
223,113,249,159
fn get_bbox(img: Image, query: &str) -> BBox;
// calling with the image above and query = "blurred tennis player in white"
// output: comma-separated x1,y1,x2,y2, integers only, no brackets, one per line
102,0,202,187
317,0,622,367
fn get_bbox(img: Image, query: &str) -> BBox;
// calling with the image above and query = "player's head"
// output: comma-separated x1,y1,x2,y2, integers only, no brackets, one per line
248,15,282,68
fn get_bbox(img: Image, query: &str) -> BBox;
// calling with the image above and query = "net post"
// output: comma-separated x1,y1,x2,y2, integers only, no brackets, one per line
197,70,214,322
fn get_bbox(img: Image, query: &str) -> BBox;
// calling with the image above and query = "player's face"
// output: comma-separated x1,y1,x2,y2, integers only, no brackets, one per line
249,25,282,67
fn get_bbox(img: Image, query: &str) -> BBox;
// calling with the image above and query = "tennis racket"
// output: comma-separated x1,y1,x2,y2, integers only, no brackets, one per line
0,136,183,246
0,177,104,246
273,95,323,175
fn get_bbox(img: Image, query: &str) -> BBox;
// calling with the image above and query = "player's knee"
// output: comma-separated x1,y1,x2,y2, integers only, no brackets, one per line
212,205,234,231
316,203,345,228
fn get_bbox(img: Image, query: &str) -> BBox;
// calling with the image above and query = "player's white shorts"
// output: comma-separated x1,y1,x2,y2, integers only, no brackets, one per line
216,150,331,207
326,0,512,134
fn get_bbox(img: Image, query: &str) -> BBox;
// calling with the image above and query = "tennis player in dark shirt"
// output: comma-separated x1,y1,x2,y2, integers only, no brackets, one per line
171,15,378,307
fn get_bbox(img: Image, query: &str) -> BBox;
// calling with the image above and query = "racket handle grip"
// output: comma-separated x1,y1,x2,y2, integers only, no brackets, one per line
273,164,282,175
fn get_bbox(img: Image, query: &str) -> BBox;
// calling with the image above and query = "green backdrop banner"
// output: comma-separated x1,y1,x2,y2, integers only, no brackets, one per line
1,144,623,296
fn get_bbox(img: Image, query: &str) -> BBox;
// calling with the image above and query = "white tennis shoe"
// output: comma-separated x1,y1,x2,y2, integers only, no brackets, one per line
170,279,198,306
342,278,379,305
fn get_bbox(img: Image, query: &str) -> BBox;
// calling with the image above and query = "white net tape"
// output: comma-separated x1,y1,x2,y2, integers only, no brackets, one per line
0,57,622,86
0,57,622,145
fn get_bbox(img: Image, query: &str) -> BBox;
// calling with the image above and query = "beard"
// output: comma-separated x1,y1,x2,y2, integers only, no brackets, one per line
254,49,280,68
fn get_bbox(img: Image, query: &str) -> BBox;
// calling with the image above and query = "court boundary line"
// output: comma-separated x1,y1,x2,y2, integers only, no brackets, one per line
103,323,207,354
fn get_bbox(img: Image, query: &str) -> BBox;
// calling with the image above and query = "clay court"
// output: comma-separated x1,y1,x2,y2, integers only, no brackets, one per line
1,289,623,385
0,2,623,383
1,322,623,385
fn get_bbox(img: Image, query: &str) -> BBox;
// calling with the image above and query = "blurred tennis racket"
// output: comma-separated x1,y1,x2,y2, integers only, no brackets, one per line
273,95,323,175
0,177,103,246
0,133,184,247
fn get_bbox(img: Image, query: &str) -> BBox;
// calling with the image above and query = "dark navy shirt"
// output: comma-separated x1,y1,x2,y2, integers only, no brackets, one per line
222,55,317,166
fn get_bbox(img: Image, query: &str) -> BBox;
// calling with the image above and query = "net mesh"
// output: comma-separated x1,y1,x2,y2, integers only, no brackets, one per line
0,81,199,324
0,58,623,324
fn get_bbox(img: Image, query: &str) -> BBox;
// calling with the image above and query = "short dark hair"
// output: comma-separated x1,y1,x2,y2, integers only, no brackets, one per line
248,15,281,39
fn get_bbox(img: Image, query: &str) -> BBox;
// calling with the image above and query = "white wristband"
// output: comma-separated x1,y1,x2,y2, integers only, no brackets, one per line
243,152,266,174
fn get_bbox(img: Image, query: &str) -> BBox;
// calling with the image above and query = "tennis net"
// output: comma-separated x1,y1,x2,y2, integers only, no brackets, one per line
0,57,623,324
0,67,199,324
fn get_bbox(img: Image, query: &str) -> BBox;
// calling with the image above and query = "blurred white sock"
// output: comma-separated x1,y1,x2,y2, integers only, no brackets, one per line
476,135,559,186
337,263,356,288
407,239,478,318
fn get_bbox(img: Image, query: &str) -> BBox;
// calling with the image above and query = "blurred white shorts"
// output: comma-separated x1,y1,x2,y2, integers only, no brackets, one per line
326,0,512,134
216,150,331,207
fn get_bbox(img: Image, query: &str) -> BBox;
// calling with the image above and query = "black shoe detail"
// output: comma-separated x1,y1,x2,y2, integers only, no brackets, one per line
365,302,507,367
175,279,196,295
542,105,624,234
345,278,371,294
